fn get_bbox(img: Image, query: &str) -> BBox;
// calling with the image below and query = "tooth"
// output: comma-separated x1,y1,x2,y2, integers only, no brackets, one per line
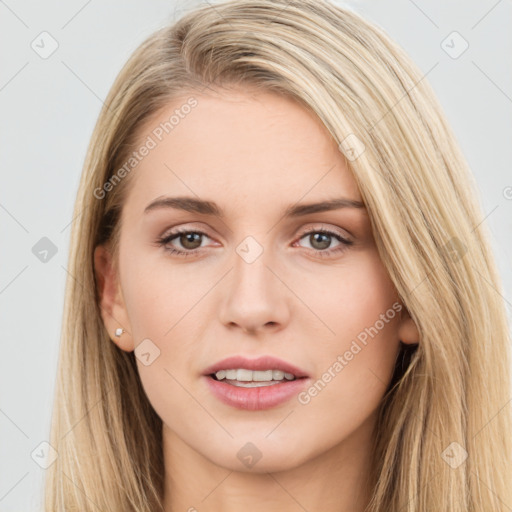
252,370,273,381
229,381,282,388
225,369,237,379
272,370,285,380
284,372,295,380
215,370,226,380
236,369,253,381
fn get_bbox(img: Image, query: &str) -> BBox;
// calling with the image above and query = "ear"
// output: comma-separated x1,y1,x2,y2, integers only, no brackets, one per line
93,244,134,352
397,304,420,345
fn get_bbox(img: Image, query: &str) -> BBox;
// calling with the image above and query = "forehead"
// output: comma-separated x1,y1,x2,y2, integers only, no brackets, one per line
125,87,362,216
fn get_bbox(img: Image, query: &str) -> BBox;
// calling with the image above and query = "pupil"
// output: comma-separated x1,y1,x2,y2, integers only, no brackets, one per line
182,232,201,249
311,233,330,250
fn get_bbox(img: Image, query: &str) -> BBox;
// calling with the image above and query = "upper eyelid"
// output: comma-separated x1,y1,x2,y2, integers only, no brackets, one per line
161,220,348,232
296,224,350,238
161,223,352,243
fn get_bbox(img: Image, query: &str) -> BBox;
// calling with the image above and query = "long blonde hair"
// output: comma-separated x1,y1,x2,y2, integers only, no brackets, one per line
44,1,512,510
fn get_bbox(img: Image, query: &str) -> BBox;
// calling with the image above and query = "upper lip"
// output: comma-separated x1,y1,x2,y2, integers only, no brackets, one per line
203,355,309,378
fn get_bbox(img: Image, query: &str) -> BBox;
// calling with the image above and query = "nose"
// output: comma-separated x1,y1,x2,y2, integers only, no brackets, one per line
217,246,290,335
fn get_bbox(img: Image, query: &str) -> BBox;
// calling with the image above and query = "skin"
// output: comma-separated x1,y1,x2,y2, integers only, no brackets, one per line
94,86,419,512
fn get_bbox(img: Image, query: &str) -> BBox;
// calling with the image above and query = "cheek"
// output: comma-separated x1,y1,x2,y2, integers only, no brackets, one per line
293,249,400,359
291,252,401,427
286,321,400,467
120,249,208,339
118,251,212,414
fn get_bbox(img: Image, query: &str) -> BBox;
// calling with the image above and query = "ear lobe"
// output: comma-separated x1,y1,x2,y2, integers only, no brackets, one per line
397,305,420,345
93,244,134,352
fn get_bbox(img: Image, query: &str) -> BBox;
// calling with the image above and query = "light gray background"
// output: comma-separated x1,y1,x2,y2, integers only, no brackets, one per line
1,0,511,510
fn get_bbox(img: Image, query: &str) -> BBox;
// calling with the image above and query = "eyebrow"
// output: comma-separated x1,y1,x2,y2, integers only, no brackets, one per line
144,195,366,217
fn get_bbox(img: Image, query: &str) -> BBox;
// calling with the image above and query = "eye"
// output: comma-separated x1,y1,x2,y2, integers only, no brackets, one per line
294,227,353,258
156,228,211,257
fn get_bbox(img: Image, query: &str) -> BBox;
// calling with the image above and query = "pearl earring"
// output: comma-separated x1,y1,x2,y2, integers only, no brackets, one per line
115,328,125,337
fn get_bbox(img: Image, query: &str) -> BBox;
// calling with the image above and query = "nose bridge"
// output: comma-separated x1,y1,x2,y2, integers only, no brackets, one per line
231,233,275,300
218,231,289,331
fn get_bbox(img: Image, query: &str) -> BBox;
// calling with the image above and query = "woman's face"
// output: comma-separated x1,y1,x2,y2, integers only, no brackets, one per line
95,87,418,473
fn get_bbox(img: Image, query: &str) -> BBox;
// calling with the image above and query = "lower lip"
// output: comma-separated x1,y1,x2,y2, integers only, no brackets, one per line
204,375,310,411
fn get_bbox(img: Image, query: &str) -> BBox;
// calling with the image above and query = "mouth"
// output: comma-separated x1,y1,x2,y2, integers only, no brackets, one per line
202,355,310,410
203,354,309,383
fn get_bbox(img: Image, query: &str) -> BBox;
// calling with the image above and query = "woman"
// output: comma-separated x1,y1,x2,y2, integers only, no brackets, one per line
44,0,512,510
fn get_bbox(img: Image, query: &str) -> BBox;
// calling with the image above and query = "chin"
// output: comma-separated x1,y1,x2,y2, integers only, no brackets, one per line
202,438,315,474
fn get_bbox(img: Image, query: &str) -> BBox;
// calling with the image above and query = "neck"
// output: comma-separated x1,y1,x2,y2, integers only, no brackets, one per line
162,413,376,512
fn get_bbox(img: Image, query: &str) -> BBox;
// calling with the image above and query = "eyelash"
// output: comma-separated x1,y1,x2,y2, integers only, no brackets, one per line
156,226,353,259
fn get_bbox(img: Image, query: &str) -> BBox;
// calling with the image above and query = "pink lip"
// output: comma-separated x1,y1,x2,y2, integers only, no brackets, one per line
202,355,310,411
204,376,310,410
202,355,309,378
